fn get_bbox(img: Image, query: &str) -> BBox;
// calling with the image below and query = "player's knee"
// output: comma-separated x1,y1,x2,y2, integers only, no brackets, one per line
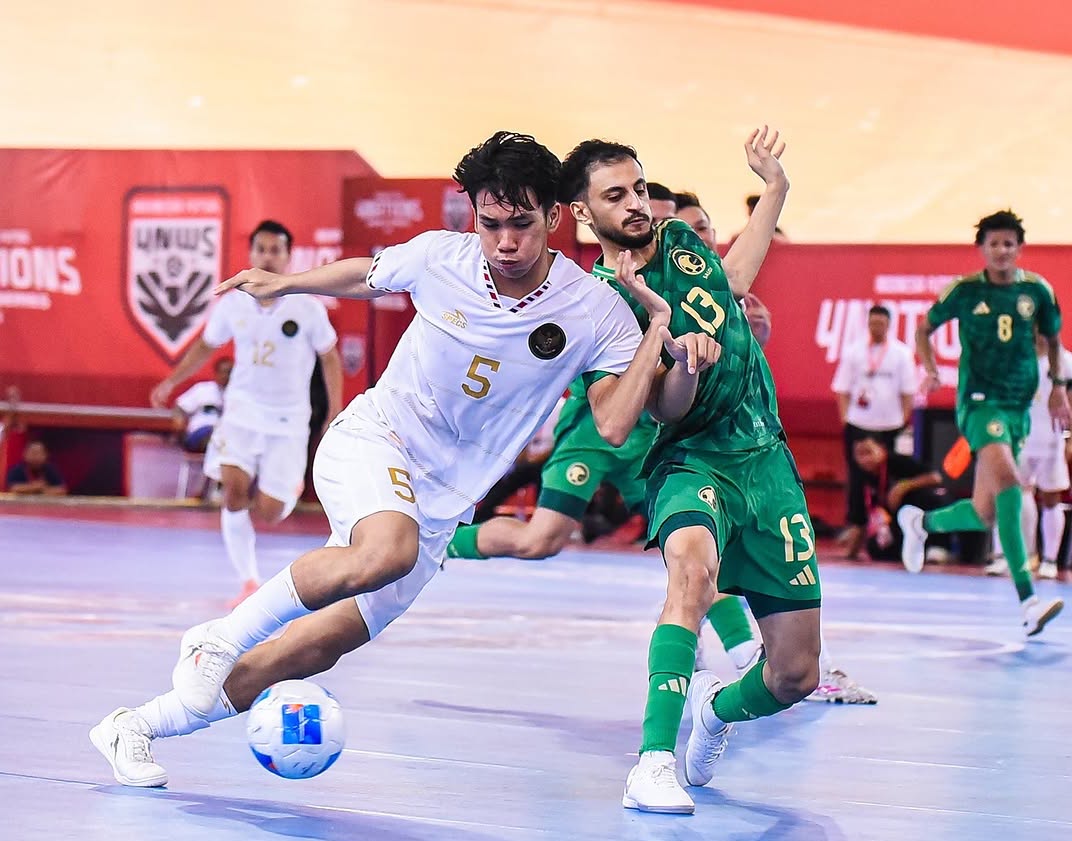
767,654,820,703
222,486,252,511
664,553,717,615
342,531,419,591
252,496,286,525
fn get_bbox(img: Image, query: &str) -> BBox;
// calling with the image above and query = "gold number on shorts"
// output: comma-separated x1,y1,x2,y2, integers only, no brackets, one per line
252,340,276,366
997,314,1013,342
462,354,501,399
779,513,816,563
388,467,415,503
680,286,726,336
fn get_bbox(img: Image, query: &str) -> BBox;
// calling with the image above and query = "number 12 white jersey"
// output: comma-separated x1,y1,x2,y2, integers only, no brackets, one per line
335,230,643,522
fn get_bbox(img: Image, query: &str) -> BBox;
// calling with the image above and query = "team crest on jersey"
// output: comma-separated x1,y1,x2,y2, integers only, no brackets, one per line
670,248,707,277
1017,295,1035,319
123,187,228,362
529,323,566,359
972,301,991,316
987,419,1005,437
281,320,299,337
698,486,717,509
566,462,590,486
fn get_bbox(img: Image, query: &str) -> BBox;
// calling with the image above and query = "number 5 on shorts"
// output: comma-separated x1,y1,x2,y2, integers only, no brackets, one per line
779,514,815,562
388,467,415,503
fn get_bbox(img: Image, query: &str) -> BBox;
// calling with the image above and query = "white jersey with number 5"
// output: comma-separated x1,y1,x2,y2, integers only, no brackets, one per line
337,229,643,522
202,292,337,437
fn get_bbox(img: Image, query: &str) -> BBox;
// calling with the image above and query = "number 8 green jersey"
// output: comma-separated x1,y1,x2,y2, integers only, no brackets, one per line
927,269,1061,411
593,219,784,463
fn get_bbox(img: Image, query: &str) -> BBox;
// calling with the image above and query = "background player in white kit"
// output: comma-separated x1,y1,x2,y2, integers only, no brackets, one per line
990,332,1072,579
92,131,721,787
150,220,343,606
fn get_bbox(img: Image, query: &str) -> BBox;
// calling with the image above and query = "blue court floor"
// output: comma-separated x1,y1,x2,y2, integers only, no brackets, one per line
1,509,1070,840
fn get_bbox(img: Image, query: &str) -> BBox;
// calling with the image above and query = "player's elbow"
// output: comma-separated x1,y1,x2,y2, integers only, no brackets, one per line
594,415,629,448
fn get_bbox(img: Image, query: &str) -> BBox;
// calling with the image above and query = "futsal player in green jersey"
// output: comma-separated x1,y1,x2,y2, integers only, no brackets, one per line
901,210,1068,637
562,129,820,814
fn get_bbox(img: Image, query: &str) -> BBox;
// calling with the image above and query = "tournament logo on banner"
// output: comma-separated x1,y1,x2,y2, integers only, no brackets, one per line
122,187,229,362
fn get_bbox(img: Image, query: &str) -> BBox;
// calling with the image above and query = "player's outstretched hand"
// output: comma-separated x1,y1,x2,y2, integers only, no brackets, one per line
745,126,787,187
659,326,721,376
215,268,284,299
616,250,671,324
1049,385,1072,431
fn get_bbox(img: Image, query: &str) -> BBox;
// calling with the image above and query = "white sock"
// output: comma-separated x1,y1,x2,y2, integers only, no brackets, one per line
1041,504,1065,562
135,687,237,739
818,631,834,673
727,640,761,672
221,508,259,583
991,524,1004,558
219,564,312,652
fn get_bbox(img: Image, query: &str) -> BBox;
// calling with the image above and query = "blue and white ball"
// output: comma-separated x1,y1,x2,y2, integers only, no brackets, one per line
247,680,345,779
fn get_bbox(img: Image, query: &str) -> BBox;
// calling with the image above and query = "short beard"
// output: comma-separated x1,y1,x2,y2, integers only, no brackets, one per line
592,219,655,250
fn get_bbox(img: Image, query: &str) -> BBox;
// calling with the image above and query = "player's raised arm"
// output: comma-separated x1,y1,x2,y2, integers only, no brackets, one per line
721,127,789,297
214,258,385,301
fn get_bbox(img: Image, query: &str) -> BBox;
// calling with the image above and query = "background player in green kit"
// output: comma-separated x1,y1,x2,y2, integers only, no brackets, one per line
562,130,819,815
901,210,1068,636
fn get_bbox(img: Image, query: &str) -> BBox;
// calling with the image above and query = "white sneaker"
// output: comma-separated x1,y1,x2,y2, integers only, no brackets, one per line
1022,595,1064,637
897,505,927,573
731,641,764,677
1038,559,1059,580
622,750,694,814
171,620,240,717
805,669,878,704
984,555,1010,576
683,669,732,787
89,708,168,787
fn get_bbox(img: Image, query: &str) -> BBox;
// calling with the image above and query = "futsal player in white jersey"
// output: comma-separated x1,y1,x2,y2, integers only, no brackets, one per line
92,131,721,787
150,220,343,606
990,332,1072,580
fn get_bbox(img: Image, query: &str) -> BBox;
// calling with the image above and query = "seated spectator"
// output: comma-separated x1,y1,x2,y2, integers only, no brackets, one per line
171,357,232,453
852,436,951,562
6,441,67,496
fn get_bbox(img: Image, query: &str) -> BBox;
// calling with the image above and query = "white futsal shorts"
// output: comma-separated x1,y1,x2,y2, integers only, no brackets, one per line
1018,441,1071,494
313,408,454,640
204,415,309,513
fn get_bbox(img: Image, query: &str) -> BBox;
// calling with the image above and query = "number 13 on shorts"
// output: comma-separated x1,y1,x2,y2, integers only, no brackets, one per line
780,513,818,586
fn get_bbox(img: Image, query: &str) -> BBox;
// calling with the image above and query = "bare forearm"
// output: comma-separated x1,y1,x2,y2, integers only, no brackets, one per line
901,394,914,424
916,323,938,376
164,339,215,387
591,318,669,446
650,363,699,423
1046,335,1062,379
722,180,789,297
319,348,344,422
836,393,851,424
278,258,380,299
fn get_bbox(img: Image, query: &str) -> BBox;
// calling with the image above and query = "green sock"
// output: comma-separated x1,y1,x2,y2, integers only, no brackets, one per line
445,525,486,560
639,624,697,754
995,486,1035,602
706,597,754,650
922,499,987,533
712,659,793,723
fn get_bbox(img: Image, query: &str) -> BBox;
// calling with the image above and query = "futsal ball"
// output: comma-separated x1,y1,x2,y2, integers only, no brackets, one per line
247,680,346,779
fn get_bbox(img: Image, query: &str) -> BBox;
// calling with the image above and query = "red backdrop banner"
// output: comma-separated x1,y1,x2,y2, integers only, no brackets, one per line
0,149,374,405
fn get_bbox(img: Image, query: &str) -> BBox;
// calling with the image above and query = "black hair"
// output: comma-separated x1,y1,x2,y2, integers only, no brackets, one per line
559,139,641,203
453,131,561,214
869,305,892,319
745,194,761,211
249,219,293,251
975,209,1025,246
646,182,676,204
674,191,705,211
